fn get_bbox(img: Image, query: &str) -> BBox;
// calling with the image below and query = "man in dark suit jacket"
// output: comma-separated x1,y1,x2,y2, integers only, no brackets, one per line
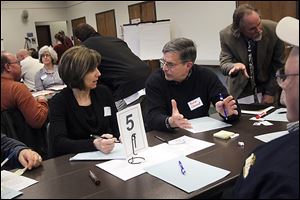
233,16,299,199
74,23,151,112
219,4,285,104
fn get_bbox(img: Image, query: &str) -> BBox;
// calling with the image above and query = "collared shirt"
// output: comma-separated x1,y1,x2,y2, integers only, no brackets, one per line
34,65,64,91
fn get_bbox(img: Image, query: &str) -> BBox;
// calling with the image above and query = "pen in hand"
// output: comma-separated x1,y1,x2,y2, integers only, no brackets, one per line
219,93,228,120
1,151,15,168
90,134,120,143
89,170,101,185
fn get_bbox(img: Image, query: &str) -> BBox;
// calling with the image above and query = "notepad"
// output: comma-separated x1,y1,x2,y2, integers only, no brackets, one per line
213,130,235,140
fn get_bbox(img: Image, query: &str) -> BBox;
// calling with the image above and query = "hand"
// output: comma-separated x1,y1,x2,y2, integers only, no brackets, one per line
18,149,42,170
229,63,249,78
168,99,192,129
36,95,48,101
93,133,115,154
261,94,274,104
215,95,239,117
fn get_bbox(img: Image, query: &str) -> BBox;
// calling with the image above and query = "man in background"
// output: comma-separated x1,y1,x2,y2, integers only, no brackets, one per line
233,16,299,198
16,49,43,91
219,4,285,104
74,23,151,127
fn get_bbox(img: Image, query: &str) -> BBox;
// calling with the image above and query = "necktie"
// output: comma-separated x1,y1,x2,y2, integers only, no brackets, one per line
247,40,259,103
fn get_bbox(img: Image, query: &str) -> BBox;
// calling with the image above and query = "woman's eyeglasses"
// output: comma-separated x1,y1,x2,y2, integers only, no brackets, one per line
275,68,299,86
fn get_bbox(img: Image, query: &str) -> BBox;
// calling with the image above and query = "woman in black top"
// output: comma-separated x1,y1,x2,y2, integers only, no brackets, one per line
49,46,120,157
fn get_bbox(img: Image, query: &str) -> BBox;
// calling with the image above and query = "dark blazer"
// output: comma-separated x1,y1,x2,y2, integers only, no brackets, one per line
233,128,299,198
219,19,285,98
1,134,28,169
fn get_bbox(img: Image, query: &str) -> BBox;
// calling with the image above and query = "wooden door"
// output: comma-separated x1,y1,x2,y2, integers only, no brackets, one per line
36,25,52,49
71,17,86,45
128,1,156,23
96,10,117,37
237,1,297,22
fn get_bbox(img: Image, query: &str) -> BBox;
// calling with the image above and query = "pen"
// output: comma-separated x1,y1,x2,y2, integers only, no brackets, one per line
154,135,168,143
1,151,15,168
89,170,101,185
178,160,186,175
219,93,228,120
278,111,287,114
255,111,267,119
90,134,120,143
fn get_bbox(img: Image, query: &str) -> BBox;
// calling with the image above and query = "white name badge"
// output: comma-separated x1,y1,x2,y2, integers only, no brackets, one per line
187,97,203,111
41,74,47,80
104,106,111,117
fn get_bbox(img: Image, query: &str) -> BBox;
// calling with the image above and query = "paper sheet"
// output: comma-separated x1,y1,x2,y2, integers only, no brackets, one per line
144,156,230,193
185,116,232,133
254,130,289,143
1,170,38,191
69,143,126,161
96,136,215,181
263,108,288,122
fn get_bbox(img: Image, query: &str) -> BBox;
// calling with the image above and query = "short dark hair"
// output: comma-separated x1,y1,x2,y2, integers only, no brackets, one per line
59,46,101,90
162,38,197,63
74,23,97,42
1,52,9,74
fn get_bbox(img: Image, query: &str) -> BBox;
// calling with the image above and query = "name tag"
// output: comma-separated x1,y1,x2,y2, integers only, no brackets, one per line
104,106,111,117
187,97,203,111
41,74,47,80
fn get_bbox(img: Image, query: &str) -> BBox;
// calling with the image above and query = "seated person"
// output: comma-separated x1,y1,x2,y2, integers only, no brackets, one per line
1,133,42,170
49,46,120,157
35,45,64,91
16,49,43,91
1,51,48,129
146,38,240,132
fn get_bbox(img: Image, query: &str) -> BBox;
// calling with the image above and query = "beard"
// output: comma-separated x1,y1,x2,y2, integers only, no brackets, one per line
253,31,262,41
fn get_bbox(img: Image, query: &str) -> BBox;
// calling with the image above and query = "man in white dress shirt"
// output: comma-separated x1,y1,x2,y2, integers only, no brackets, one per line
16,49,43,91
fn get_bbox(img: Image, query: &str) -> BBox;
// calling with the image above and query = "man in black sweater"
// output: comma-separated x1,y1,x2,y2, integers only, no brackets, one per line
146,37,240,132
74,23,151,115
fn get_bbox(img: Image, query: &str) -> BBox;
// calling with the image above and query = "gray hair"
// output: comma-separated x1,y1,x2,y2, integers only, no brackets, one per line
59,45,101,90
38,45,58,64
232,4,260,38
162,38,197,63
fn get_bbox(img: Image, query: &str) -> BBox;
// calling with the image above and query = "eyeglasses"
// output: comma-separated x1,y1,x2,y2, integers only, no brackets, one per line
41,54,51,58
275,68,299,87
159,59,183,70
8,61,20,65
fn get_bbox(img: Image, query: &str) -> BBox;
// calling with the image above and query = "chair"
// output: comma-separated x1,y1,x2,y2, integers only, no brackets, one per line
1,109,48,159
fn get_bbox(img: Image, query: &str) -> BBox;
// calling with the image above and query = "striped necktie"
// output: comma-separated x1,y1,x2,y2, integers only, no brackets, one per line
247,39,259,103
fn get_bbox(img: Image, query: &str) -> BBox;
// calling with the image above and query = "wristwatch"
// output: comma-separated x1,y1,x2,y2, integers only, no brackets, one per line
165,117,172,129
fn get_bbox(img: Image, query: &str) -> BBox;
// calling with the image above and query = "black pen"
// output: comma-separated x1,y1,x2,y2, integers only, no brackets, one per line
89,170,100,185
90,134,120,143
154,135,168,143
278,111,287,114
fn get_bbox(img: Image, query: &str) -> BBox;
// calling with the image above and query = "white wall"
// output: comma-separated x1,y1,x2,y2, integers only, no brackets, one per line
1,1,235,64
1,1,67,54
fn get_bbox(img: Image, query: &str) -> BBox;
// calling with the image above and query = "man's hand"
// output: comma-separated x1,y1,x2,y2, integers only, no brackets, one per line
261,94,274,104
215,95,239,117
18,149,42,170
168,99,192,129
229,63,250,78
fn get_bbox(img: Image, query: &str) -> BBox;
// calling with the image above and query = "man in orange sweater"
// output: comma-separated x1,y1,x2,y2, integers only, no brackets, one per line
1,51,48,128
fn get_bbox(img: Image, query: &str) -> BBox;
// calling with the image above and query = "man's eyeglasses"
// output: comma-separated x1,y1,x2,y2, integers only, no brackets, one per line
159,59,179,69
275,68,299,86
8,61,20,65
